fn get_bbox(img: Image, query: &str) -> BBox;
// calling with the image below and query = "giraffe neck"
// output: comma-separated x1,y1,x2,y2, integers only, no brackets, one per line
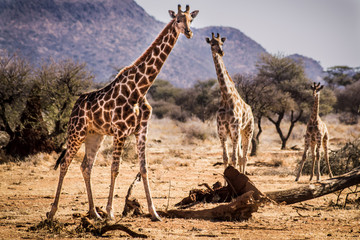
114,19,179,98
311,93,320,119
212,53,236,102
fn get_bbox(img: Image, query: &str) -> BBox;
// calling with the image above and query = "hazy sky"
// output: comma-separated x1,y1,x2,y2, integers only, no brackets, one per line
135,0,360,69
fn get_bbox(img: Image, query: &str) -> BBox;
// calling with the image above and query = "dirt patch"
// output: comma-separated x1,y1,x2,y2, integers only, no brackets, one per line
1,119,360,239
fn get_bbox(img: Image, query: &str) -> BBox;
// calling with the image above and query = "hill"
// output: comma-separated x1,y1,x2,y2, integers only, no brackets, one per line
0,0,323,87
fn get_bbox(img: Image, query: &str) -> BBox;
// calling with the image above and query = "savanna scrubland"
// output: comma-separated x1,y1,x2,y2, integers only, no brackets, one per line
1,116,360,239
1,51,360,238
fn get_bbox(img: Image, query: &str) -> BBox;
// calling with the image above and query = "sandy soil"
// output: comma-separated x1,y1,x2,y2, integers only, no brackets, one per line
0,118,359,239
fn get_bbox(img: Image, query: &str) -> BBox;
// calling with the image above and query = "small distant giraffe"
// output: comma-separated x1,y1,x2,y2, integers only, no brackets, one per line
295,82,333,181
206,33,254,174
46,5,199,222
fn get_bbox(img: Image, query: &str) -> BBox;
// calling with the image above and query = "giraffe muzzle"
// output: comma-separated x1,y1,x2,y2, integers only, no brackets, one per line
184,29,193,39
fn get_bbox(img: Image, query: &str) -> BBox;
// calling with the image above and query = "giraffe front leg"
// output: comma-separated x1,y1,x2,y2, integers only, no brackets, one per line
239,120,254,174
309,144,316,181
295,140,309,181
81,133,104,220
237,141,244,173
218,126,229,171
106,135,125,220
136,127,161,221
315,139,322,182
230,126,240,171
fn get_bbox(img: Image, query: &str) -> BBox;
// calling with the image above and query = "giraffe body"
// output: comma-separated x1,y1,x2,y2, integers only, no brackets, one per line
206,33,254,174
47,5,198,221
295,83,333,181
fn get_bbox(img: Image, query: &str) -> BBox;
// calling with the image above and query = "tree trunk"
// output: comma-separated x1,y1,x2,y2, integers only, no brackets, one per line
0,104,14,140
250,137,258,156
265,166,360,204
250,115,263,156
255,115,262,142
268,110,303,150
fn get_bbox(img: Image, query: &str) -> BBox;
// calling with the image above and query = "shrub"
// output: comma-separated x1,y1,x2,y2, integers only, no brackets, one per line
101,136,138,164
297,139,360,176
180,119,217,143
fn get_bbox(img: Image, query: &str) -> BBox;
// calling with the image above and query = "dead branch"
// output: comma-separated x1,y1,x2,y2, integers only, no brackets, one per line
80,216,148,238
265,166,360,204
122,172,142,217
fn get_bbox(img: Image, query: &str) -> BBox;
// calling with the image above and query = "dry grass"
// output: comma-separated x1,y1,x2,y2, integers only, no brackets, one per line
1,114,360,239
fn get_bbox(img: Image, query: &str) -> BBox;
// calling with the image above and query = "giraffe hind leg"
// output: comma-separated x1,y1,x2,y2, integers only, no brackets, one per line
81,133,104,220
47,137,84,220
323,135,333,178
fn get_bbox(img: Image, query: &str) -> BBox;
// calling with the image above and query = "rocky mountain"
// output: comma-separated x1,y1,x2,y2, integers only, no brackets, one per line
0,0,323,87
289,54,325,83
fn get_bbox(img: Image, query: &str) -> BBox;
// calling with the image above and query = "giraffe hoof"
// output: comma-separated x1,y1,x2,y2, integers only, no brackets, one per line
151,214,161,222
151,216,161,222
88,210,103,221
107,212,115,221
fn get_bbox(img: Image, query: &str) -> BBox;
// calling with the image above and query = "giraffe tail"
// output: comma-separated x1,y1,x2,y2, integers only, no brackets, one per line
54,149,66,170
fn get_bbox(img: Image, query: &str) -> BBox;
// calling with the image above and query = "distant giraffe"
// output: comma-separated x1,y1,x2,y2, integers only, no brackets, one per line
295,82,333,181
206,33,254,174
46,5,199,222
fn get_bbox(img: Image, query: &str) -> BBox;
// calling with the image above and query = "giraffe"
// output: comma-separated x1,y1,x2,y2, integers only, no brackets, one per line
205,33,254,174
295,82,333,181
46,5,199,222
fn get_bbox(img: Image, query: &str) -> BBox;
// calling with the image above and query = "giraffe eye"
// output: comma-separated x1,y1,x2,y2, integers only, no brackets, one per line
177,19,181,23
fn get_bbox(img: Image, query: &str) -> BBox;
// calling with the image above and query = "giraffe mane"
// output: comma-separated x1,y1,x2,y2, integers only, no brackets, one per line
114,19,176,81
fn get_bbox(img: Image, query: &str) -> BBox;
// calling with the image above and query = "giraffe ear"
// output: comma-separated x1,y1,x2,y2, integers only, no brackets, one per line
221,37,226,43
168,10,176,19
205,37,211,44
318,85,324,91
191,10,199,19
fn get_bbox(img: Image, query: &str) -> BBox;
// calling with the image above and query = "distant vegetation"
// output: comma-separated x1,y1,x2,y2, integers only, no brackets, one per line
0,49,359,160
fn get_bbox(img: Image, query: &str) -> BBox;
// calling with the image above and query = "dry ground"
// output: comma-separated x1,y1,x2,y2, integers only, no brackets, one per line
1,117,360,239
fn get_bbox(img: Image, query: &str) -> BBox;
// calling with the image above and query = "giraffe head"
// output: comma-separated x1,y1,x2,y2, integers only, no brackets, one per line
310,82,324,97
205,33,227,57
168,5,199,39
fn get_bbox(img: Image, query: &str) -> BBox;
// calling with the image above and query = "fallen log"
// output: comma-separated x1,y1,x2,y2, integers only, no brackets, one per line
158,191,259,221
265,166,360,204
120,166,360,222
175,166,267,208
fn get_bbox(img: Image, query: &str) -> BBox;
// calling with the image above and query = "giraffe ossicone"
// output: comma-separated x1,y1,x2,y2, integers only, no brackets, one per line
46,5,199,222
206,32,254,174
295,82,333,182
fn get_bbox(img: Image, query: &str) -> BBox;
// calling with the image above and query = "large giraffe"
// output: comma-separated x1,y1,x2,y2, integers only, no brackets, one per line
295,82,333,181
206,33,254,174
46,5,199,222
